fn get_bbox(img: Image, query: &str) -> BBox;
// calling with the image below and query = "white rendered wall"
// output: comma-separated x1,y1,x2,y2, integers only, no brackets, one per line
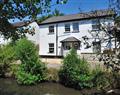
39,24,57,56
39,18,114,56
0,35,9,45
25,22,40,45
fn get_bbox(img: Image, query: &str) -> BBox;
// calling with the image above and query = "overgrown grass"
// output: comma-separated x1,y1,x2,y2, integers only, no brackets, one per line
45,68,59,82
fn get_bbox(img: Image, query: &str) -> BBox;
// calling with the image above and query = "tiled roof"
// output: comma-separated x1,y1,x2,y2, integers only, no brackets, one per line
40,9,115,25
12,21,33,28
61,37,80,42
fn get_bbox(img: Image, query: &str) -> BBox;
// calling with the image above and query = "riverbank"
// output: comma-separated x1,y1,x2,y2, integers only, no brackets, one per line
0,78,87,95
0,78,120,95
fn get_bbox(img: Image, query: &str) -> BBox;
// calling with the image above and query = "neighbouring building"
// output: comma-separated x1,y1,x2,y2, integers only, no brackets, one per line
39,9,115,58
13,21,40,45
0,21,40,46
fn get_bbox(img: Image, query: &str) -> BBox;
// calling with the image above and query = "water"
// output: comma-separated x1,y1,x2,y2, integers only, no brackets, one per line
0,78,82,95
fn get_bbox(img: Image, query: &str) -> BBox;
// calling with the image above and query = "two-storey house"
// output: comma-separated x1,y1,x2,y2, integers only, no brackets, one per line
39,9,115,57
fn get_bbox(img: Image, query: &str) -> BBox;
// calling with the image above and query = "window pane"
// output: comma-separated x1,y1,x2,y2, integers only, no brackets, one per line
49,43,54,47
49,43,54,53
73,42,80,50
63,42,80,50
92,19,99,24
92,24,100,30
65,24,70,32
49,48,54,53
49,25,54,34
63,42,71,50
92,19,100,30
93,41,101,53
73,23,79,32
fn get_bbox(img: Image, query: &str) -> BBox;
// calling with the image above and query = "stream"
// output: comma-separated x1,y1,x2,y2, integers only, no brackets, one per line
0,78,82,95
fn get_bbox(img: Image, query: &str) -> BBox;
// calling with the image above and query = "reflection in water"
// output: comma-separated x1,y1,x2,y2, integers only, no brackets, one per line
0,78,81,95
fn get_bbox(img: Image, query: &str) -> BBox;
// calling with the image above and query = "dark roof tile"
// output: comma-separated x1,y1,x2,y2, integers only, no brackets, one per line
12,21,34,28
61,37,80,42
40,9,115,25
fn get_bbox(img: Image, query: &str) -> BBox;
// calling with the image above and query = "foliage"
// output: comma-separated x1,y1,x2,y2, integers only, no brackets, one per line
15,38,46,85
92,66,112,90
110,72,120,89
115,16,120,26
81,10,120,72
109,0,120,15
16,66,39,85
10,64,19,77
46,68,59,82
0,0,67,40
59,49,94,89
0,43,16,77
52,8,64,16
37,8,64,24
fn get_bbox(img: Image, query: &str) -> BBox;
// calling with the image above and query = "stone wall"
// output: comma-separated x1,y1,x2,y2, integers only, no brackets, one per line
80,53,100,61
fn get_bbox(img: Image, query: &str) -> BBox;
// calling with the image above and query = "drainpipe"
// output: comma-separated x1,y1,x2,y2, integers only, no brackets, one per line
56,24,58,56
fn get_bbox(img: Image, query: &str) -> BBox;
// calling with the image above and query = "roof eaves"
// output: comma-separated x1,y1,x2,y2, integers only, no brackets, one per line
39,14,114,25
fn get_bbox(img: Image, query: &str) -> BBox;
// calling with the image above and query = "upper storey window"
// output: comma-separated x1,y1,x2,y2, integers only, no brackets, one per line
92,19,100,31
65,24,70,32
72,22,79,32
49,25,54,34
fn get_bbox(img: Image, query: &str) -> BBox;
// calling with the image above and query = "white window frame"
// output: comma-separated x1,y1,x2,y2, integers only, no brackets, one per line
49,25,54,34
92,19,100,31
72,22,79,32
49,43,54,53
64,23,70,33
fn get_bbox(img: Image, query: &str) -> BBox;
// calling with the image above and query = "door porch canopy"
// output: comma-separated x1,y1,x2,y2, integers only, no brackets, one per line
60,37,80,50
60,37,80,43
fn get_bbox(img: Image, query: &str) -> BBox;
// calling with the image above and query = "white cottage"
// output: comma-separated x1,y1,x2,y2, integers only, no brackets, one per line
13,21,40,45
39,9,115,57
0,21,40,46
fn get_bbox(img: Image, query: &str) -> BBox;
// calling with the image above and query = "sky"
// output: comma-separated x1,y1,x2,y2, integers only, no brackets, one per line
52,0,109,15
10,0,110,23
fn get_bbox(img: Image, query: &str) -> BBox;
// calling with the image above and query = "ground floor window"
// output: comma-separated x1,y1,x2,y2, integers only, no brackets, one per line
49,43,54,53
62,42,80,50
92,41,101,53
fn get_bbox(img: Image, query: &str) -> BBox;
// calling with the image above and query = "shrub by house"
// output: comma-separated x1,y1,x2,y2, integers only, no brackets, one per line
15,38,46,85
59,49,94,89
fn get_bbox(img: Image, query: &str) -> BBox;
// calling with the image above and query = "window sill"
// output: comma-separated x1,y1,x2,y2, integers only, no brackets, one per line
48,52,54,54
91,29,100,31
72,31,80,33
64,31,70,33
63,49,80,50
48,33,54,35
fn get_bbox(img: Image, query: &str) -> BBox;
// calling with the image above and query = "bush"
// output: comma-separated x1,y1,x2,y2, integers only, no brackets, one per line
0,44,16,77
15,38,46,85
110,72,120,89
59,49,94,89
10,64,19,77
16,66,39,85
92,68,112,90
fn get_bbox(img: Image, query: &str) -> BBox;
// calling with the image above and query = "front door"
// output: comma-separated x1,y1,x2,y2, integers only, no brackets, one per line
62,41,80,56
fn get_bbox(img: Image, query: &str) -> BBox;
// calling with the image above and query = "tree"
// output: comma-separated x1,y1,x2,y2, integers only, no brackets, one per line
52,8,64,16
15,38,46,85
109,0,120,15
37,8,64,24
80,9,120,88
80,9,120,71
0,0,67,40
0,43,16,77
59,49,93,89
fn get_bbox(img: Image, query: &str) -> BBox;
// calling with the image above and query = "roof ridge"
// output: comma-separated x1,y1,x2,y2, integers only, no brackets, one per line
39,9,115,25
